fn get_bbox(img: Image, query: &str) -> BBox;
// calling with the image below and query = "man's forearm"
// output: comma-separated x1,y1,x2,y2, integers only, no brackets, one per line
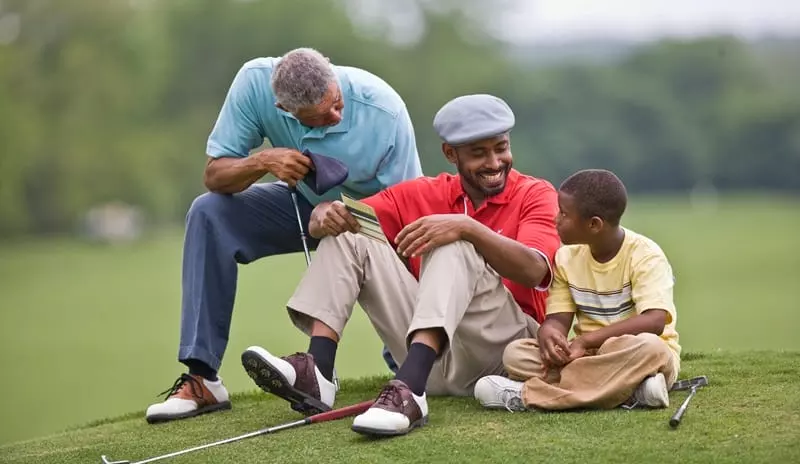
203,151,272,194
461,221,549,288
578,309,668,350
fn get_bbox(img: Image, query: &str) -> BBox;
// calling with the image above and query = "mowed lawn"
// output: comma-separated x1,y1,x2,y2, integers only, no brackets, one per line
0,194,798,445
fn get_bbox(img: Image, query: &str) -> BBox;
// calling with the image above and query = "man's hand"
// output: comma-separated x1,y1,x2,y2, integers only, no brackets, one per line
262,148,313,187
395,214,473,258
538,322,572,368
308,201,361,239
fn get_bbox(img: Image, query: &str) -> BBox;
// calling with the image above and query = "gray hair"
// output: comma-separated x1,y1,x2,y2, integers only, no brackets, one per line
271,48,336,112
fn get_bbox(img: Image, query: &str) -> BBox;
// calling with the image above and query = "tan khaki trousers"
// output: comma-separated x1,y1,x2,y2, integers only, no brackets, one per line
503,333,679,410
286,233,540,396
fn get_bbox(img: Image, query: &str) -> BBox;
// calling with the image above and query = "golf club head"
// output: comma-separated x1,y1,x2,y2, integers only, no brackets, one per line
100,456,130,464
671,375,708,392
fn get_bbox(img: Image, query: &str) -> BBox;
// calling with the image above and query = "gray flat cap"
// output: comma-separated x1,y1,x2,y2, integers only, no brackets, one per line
433,94,515,146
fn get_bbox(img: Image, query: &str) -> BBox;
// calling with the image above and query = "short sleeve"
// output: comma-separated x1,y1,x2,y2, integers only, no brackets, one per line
516,182,561,290
206,66,265,158
631,248,677,323
375,109,423,189
545,255,577,315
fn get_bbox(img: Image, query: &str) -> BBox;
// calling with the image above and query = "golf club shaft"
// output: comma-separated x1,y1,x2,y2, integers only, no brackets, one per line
118,400,374,464
669,386,697,428
289,188,311,266
132,419,307,464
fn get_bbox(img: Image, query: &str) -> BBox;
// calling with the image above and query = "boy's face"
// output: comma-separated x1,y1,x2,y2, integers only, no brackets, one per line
556,191,599,245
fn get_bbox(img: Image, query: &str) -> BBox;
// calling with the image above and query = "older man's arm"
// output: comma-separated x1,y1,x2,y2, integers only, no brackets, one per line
204,149,313,194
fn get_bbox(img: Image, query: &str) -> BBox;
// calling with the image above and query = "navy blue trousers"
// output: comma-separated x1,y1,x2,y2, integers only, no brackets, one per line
177,181,398,373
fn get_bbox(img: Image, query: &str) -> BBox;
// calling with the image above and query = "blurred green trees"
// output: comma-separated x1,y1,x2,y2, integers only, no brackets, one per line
0,0,797,236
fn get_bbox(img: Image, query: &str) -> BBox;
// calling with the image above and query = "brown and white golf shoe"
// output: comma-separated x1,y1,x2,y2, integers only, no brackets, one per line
145,374,231,424
241,346,337,415
351,379,429,436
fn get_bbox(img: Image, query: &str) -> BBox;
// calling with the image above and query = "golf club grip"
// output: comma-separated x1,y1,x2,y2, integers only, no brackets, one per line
309,400,374,423
669,389,696,427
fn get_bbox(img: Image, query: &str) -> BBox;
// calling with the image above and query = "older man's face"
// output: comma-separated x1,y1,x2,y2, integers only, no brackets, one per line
448,133,513,198
292,82,344,128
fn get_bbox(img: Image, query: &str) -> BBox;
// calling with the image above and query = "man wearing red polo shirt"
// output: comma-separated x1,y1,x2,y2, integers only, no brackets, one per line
241,94,560,437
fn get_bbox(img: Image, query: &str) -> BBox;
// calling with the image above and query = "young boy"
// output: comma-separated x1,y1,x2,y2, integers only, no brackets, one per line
473,168,680,411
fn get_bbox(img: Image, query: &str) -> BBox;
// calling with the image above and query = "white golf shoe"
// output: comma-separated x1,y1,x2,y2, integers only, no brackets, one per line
145,374,231,424
632,372,670,408
473,375,528,412
241,346,337,415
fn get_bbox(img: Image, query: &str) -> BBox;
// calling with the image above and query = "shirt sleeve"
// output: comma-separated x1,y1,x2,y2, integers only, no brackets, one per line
545,254,577,315
631,247,677,324
374,108,423,189
516,182,561,291
206,66,265,158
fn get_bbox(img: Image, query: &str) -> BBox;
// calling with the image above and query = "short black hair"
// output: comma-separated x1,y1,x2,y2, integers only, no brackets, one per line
559,169,628,226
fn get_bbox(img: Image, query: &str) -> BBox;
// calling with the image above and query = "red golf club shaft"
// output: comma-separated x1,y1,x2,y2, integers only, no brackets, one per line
309,400,373,424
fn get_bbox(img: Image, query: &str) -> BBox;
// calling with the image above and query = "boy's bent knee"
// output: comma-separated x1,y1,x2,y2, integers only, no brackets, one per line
503,338,540,380
636,333,667,352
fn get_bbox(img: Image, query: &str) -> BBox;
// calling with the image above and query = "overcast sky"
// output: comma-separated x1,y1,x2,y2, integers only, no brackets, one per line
495,0,800,43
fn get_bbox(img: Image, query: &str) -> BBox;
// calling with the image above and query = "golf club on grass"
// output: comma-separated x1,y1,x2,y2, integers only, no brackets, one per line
100,400,374,464
669,375,709,429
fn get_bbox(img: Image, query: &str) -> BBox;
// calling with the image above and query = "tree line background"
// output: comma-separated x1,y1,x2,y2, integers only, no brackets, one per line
1,0,798,237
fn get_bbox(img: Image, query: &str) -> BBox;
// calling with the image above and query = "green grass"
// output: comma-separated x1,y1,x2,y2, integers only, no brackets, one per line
1,351,798,464
0,194,798,446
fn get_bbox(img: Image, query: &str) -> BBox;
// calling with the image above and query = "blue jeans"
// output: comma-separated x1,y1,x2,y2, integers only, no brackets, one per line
177,181,397,373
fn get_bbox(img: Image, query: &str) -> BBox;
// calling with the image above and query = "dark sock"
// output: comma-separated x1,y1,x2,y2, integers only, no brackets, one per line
308,336,338,382
184,359,218,382
394,343,437,396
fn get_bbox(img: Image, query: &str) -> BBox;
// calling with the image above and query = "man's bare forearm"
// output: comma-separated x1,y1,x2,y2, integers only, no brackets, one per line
461,221,549,288
203,151,273,194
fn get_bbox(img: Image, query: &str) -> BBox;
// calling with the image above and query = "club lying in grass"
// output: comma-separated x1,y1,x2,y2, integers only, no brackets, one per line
100,400,373,464
669,375,709,428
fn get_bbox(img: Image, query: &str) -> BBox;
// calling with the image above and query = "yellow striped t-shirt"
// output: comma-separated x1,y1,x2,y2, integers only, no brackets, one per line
546,227,681,363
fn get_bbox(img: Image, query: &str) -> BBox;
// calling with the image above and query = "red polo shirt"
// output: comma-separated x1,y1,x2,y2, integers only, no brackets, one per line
361,169,560,322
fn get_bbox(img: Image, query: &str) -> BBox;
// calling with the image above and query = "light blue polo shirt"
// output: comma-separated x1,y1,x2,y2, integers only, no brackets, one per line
206,57,423,204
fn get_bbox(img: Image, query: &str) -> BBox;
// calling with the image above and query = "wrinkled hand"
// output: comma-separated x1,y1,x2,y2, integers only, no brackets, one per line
263,148,313,187
538,323,572,369
395,214,472,258
309,201,360,239
567,337,588,362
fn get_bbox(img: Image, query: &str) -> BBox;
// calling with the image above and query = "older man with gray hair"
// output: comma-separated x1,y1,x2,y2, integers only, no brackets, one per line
242,94,561,437
145,47,422,424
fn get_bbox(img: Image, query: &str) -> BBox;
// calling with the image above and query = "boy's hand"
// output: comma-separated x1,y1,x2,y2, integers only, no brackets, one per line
568,337,588,361
538,323,572,367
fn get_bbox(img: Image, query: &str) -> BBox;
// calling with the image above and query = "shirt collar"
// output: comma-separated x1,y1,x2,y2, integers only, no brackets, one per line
276,66,352,138
449,169,522,209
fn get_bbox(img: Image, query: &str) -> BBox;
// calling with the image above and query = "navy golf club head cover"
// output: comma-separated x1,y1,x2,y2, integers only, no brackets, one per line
301,149,349,195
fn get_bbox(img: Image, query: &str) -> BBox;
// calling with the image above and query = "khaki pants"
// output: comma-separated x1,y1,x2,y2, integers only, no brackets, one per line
286,233,540,396
503,333,679,410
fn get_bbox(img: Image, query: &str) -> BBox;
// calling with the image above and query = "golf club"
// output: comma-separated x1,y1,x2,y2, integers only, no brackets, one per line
100,400,374,464
621,375,708,411
670,375,709,392
669,376,708,428
289,187,312,266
